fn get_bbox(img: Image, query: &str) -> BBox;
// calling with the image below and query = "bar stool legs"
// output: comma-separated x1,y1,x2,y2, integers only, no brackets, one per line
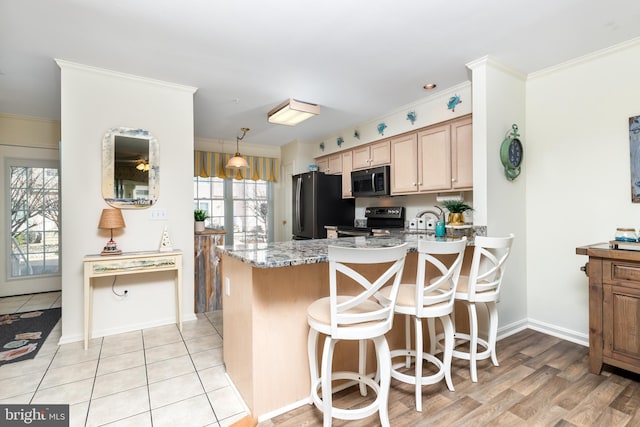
308,331,392,426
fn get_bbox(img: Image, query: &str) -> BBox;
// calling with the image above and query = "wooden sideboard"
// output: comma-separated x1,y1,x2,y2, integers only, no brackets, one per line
194,229,225,312
576,243,640,375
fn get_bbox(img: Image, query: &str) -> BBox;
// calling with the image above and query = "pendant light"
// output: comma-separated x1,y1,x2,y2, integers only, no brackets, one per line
226,127,250,169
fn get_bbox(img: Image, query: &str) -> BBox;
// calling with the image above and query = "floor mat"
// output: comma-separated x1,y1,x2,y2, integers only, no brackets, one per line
0,307,61,366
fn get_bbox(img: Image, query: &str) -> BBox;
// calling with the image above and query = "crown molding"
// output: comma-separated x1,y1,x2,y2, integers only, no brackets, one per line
466,55,527,81
55,59,198,94
528,36,640,81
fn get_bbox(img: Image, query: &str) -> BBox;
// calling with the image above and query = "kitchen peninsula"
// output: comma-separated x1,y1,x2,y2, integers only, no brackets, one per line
217,233,478,419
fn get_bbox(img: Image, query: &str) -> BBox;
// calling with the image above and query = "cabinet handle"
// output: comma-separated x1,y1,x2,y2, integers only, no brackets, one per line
580,263,589,277
452,178,456,182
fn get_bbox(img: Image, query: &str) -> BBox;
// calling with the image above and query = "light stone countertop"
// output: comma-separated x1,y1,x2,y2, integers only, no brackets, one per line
216,226,486,268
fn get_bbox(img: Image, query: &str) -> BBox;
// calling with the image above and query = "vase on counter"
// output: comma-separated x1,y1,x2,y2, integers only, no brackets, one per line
447,213,465,226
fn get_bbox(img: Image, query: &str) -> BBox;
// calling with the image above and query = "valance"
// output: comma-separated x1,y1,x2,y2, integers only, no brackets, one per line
194,151,279,182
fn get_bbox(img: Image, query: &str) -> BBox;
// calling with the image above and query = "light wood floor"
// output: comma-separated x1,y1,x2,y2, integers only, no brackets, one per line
259,329,640,426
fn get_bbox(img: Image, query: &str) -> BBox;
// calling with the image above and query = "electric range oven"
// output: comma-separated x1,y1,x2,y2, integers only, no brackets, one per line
334,206,405,238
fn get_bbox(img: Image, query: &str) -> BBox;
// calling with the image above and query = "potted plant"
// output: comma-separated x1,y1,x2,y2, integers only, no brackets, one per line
441,200,473,226
194,209,209,232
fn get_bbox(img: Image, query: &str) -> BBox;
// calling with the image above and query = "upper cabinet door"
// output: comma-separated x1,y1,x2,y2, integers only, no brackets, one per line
451,116,473,189
352,145,371,169
369,140,391,166
327,153,343,175
316,157,329,173
390,133,418,194
418,124,451,192
352,140,391,169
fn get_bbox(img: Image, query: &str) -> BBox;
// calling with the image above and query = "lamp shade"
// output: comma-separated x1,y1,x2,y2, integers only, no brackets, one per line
268,98,320,126
226,154,249,169
98,208,126,230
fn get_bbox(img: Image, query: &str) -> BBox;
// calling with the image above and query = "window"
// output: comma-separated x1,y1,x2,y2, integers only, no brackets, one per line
7,160,60,278
194,176,273,245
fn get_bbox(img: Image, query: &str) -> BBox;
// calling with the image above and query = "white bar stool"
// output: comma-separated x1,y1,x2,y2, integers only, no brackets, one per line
307,243,407,427
380,237,467,412
433,234,514,383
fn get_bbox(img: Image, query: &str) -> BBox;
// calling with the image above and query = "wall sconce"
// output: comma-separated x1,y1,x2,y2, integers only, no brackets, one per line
98,208,126,255
226,127,250,169
267,98,320,126
136,162,149,171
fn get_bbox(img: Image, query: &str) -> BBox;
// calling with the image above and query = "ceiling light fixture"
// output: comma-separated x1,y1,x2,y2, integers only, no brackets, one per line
226,127,250,169
423,83,437,90
267,98,320,126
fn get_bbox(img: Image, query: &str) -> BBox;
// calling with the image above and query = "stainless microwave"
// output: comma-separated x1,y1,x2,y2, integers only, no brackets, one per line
351,165,390,197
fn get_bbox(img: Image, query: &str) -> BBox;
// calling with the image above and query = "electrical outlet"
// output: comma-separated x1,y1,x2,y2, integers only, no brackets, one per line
225,277,231,296
150,209,168,220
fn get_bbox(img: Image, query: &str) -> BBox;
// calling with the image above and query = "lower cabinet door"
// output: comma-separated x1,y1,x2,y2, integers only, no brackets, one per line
603,283,640,373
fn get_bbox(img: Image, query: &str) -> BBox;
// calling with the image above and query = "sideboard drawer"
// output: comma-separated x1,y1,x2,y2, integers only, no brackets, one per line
604,261,640,286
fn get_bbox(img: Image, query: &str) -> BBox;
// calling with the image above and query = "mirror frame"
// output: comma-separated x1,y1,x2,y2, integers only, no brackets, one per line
102,127,159,209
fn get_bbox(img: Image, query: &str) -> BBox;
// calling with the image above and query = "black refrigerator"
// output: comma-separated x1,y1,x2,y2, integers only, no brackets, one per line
292,171,355,239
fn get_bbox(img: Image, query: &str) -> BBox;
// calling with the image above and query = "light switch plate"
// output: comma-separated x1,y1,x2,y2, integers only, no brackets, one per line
150,209,168,220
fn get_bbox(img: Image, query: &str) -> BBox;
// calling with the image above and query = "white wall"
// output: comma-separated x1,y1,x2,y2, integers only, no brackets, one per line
526,39,640,342
468,57,528,336
58,61,197,344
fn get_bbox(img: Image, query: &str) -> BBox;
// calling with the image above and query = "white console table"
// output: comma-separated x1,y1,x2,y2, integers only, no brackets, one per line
83,250,183,350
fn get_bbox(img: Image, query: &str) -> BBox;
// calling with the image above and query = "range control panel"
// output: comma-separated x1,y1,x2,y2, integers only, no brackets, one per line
364,207,404,219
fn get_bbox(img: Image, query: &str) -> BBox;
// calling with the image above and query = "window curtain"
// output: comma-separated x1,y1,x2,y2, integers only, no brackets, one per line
194,151,279,182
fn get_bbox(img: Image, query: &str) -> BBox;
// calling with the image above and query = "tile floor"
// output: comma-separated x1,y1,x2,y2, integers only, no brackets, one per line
0,291,250,427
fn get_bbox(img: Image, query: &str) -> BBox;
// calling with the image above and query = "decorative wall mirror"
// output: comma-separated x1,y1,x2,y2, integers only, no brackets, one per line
102,127,159,209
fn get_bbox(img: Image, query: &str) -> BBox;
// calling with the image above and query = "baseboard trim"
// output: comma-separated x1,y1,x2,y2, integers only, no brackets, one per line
497,318,529,341
526,318,589,347
223,372,311,423
256,398,311,423
494,318,588,347
58,312,199,345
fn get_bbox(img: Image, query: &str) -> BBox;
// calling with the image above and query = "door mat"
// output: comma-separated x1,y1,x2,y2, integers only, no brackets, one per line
0,307,61,366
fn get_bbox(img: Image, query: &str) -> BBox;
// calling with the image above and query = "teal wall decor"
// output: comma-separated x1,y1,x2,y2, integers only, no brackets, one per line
337,136,344,147
354,129,360,140
407,111,417,125
319,142,325,151
377,122,387,135
447,95,462,112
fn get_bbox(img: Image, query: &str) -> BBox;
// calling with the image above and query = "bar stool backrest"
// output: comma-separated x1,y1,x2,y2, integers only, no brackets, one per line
465,234,514,301
328,243,408,340
415,237,467,317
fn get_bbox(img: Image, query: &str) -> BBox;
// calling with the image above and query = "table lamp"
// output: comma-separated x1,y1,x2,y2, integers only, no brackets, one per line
98,208,126,255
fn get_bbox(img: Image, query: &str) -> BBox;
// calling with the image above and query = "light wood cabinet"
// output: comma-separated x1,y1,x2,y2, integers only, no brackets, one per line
417,123,451,192
353,140,390,170
451,116,473,189
576,244,640,375
390,133,419,193
327,153,342,174
341,151,353,198
316,154,342,175
391,115,472,195
316,157,329,173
